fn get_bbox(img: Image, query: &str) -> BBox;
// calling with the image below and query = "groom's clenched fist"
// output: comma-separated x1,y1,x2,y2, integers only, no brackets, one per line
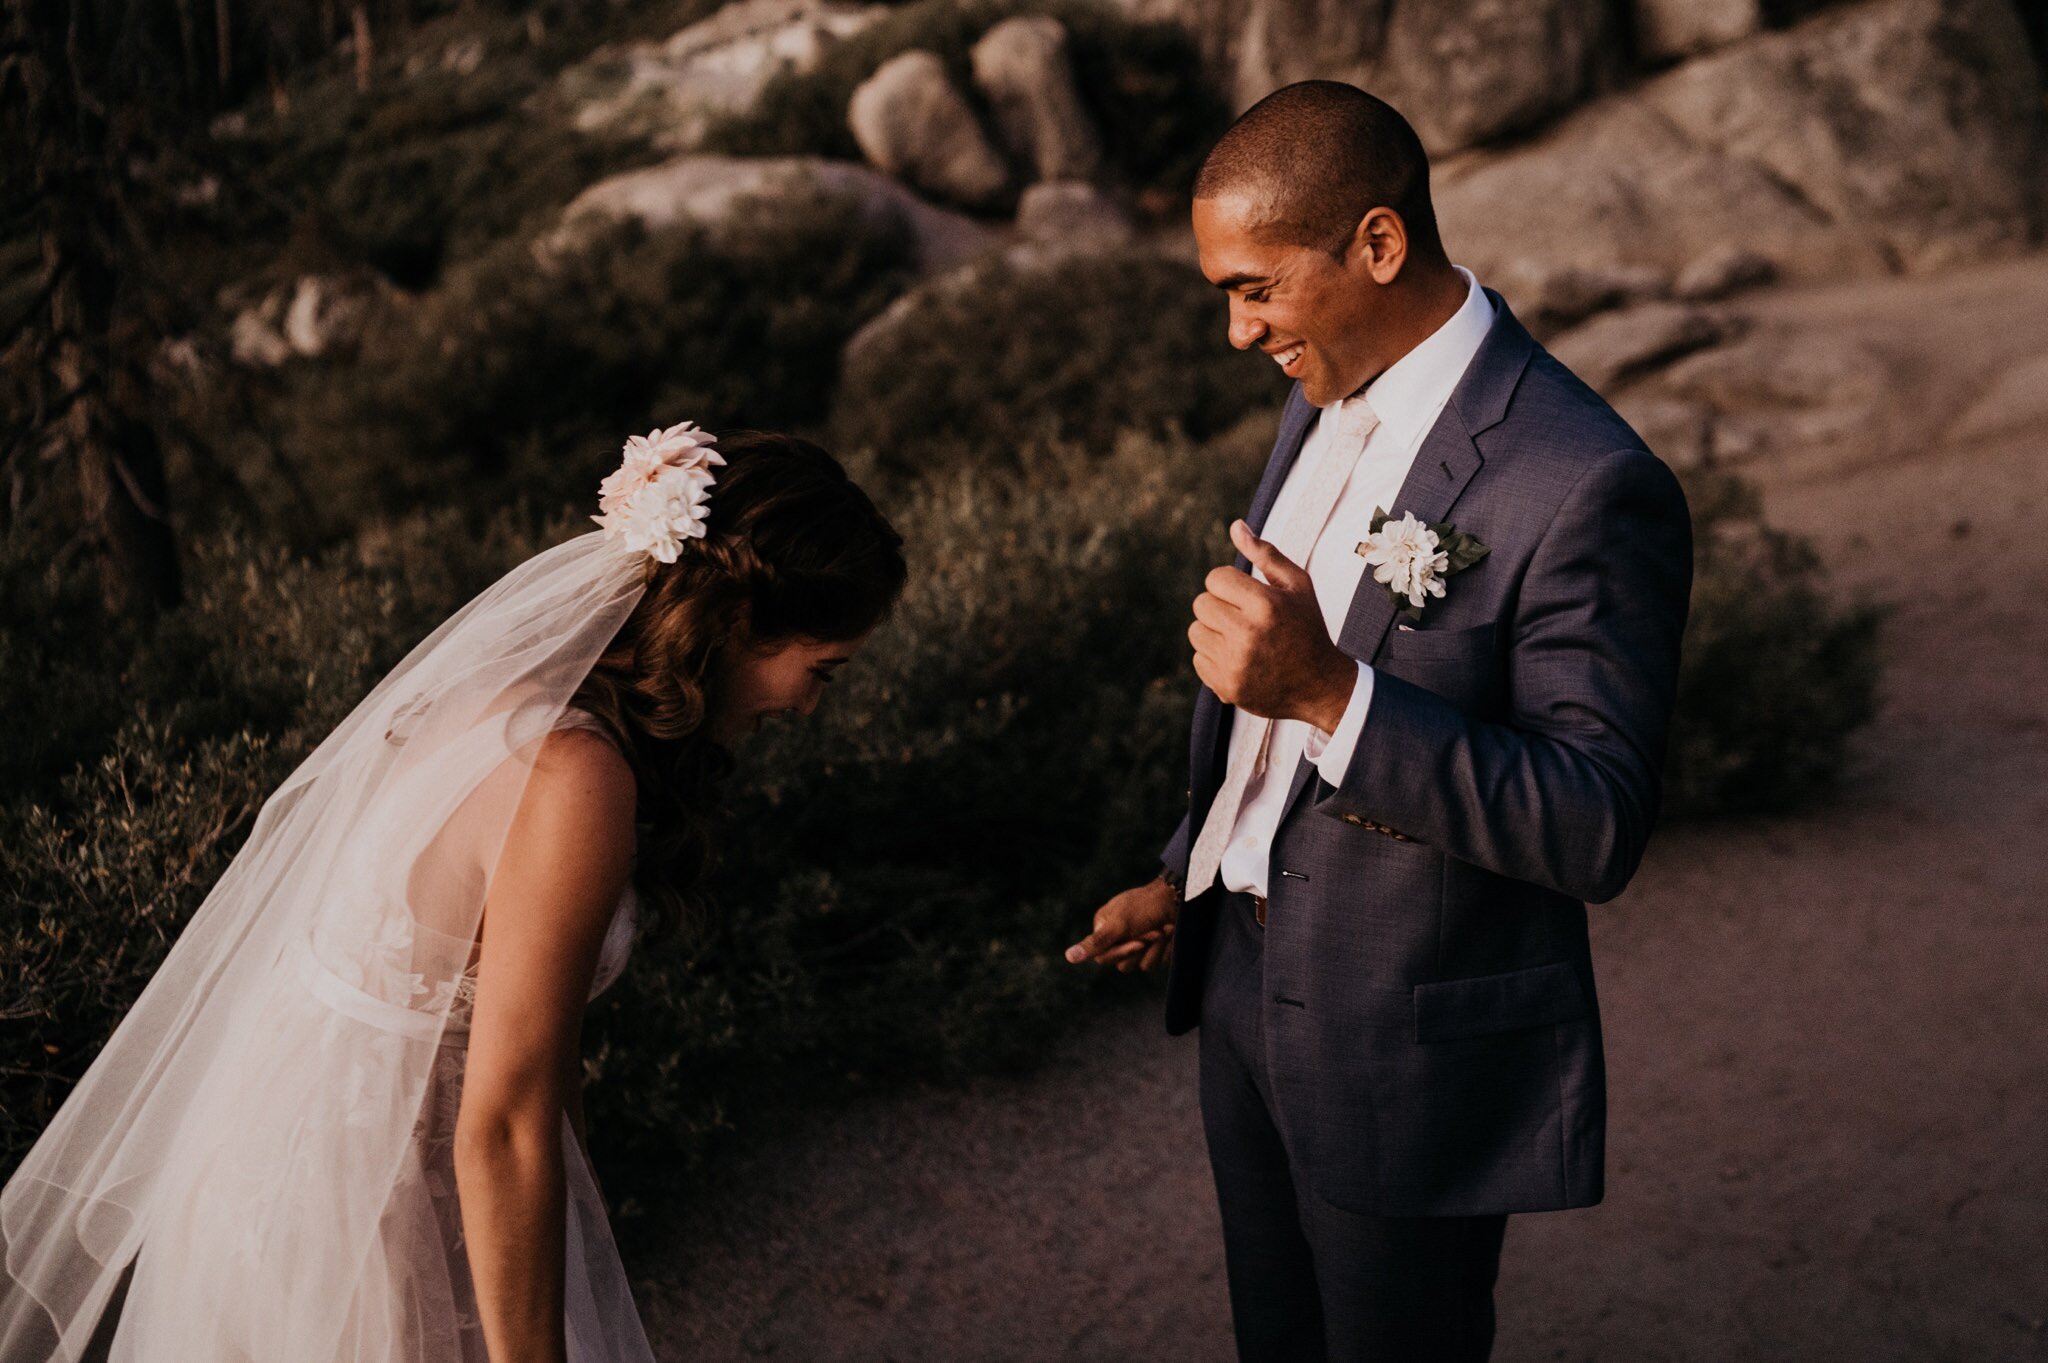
1191,521,1356,732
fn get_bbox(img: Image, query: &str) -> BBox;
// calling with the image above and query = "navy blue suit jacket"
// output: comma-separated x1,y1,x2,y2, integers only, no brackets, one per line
1160,293,1693,1217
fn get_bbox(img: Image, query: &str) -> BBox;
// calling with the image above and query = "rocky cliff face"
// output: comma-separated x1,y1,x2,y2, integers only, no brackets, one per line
1119,0,2045,164
1119,0,2043,280
1434,0,2044,283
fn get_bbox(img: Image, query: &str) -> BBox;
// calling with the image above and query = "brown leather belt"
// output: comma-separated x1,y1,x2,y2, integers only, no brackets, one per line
1252,893,1268,928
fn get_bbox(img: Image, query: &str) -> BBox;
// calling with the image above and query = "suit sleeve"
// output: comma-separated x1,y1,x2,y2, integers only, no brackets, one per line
1312,447,1693,903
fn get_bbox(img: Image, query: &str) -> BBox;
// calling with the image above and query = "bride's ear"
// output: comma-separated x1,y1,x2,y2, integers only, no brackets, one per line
721,601,759,655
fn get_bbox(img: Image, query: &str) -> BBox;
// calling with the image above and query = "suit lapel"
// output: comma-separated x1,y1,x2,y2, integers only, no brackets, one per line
1276,292,1537,816
1331,407,1486,664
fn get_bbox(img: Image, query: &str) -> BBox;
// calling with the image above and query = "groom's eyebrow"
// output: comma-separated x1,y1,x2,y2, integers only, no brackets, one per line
1212,271,1271,292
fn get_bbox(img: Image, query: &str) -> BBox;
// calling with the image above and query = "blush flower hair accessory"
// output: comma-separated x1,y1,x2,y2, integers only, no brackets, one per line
592,421,726,563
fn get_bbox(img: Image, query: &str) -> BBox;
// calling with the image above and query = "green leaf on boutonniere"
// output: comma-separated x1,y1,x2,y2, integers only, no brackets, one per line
1435,527,1491,575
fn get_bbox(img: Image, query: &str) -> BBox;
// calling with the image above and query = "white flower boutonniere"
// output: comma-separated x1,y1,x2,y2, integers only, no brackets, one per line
1355,508,1490,620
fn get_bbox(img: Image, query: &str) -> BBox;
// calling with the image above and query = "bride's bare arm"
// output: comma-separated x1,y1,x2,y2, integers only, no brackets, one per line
454,728,637,1363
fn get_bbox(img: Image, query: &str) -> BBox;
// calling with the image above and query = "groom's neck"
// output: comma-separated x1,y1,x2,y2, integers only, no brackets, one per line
1379,262,1468,366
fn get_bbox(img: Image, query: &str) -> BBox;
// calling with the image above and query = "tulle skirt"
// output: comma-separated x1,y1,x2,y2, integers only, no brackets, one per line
102,944,655,1362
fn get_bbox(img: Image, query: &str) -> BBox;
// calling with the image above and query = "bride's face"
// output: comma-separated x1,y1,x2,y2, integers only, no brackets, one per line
705,630,870,742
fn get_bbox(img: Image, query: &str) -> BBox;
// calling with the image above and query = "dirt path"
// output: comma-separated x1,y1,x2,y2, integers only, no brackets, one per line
635,255,2048,1362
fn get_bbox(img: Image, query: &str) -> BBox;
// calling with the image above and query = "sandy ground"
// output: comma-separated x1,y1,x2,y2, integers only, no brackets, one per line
634,255,2048,1362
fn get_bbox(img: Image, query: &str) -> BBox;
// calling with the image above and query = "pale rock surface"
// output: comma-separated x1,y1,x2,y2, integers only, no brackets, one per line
229,274,383,367
1127,0,1611,153
1491,259,1669,339
1549,302,1732,393
551,154,998,273
1372,0,1615,153
1951,351,2048,445
282,276,367,359
1436,0,2044,284
561,0,886,152
1613,393,1715,470
1641,0,2044,275
1633,0,1762,62
229,306,291,368
1673,246,1777,302
970,17,1104,184
1015,181,1136,249
847,50,1010,210
1633,321,1901,467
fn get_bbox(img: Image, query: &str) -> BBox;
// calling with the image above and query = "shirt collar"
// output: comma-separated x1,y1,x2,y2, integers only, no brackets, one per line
1339,266,1495,455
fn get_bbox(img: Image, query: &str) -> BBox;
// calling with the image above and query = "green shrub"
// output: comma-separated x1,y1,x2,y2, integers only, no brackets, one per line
221,188,916,529
1662,466,1884,818
0,431,1261,1195
221,9,669,287
703,0,1229,196
833,249,1284,474
0,507,551,1164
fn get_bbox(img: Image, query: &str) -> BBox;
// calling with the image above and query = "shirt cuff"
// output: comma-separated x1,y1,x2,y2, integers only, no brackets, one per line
1304,664,1375,783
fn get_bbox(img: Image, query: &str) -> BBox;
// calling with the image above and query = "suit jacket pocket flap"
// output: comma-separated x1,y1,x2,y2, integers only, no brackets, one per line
1380,621,1495,663
1413,960,1588,1042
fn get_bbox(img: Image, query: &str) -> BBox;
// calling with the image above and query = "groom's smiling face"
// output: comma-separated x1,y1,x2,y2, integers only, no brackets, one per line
1193,192,1397,409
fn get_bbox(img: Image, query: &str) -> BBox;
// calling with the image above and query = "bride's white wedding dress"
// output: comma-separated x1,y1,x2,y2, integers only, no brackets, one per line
2,532,663,1362
113,709,656,1362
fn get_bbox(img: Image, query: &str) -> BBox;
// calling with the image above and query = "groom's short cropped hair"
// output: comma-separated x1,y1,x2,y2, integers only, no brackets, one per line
1194,81,1442,260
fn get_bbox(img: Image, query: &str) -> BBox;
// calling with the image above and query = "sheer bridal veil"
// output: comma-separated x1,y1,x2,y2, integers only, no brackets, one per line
1,529,649,1360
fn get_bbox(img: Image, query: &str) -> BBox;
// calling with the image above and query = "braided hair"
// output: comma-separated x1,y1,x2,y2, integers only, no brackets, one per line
569,431,907,941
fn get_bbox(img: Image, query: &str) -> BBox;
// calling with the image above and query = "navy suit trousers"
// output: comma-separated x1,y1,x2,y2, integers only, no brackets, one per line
1199,893,1508,1363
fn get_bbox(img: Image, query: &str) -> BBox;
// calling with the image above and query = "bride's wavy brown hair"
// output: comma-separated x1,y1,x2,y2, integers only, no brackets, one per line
570,431,906,941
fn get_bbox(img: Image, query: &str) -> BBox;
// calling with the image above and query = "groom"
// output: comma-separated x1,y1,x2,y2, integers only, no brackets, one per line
1068,83,1692,1360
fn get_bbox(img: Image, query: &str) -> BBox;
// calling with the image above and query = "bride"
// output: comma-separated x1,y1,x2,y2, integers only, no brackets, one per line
0,425,907,1362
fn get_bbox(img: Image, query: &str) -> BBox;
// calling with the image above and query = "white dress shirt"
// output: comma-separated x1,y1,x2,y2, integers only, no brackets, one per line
1219,267,1497,897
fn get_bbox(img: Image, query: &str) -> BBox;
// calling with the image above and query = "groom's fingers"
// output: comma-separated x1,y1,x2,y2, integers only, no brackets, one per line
1191,592,1236,632
1230,519,1311,593
1067,910,1175,965
1202,565,1266,611
1065,918,1130,964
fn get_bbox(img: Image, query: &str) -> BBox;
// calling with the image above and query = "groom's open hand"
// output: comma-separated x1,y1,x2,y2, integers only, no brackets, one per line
1066,878,1179,973
1191,521,1356,733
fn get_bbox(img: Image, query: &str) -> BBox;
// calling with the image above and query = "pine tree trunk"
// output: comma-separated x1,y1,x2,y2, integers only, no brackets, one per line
173,0,199,95
14,0,183,619
350,1,371,93
213,0,231,93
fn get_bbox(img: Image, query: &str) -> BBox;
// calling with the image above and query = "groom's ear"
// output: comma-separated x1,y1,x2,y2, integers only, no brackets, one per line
1349,206,1408,285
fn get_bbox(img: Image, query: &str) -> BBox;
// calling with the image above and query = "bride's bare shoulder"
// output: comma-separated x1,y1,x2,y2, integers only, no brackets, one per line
507,722,637,875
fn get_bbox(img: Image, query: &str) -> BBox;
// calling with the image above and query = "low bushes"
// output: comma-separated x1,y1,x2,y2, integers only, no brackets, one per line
219,189,916,530
1662,467,1884,818
0,508,549,1166
834,249,1285,474
0,434,1258,1201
